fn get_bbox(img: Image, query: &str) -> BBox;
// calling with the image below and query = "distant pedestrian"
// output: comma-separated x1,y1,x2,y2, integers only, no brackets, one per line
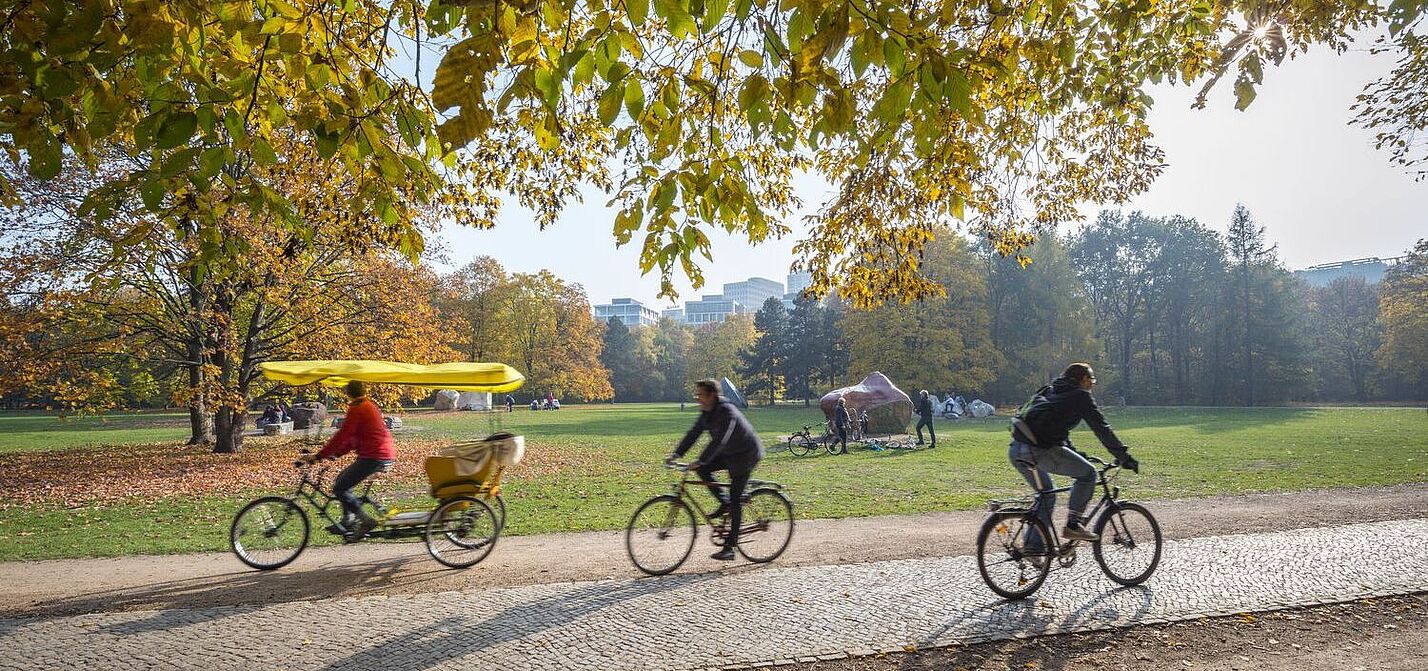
915,389,937,448
505,395,515,412
833,398,851,454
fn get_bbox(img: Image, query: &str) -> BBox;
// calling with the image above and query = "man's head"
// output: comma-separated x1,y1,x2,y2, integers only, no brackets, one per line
1063,363,1096,390
694,379,720,411
920,389,929,398
344,380,367,400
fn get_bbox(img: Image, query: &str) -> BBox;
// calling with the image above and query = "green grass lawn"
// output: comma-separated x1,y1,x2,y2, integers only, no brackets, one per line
1,404,1425,561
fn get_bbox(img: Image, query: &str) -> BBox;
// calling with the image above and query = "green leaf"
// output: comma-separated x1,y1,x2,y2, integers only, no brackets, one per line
654,0,696,38
534,67,561,108
1233,77,1257,110
738,49,763,68
624,79,646,120
252,137,278,165
155,111,198,150
883,37,907,76
574,52,597,86
140,180,166,210
26,130,62,179
703,0,729,31
599,82,624,125
627,0,649,26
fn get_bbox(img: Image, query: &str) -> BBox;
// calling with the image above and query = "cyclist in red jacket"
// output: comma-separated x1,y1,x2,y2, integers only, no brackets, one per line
298,380,395,538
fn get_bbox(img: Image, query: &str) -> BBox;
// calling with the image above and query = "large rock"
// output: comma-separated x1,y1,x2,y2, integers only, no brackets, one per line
263,421,294,436
819,372,913,435
290,402,327,430
968,399,995,418
457,391,491,411
433,390,460,411
720,377,748,408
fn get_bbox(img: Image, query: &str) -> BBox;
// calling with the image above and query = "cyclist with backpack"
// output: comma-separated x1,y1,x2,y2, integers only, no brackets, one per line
1010,363,1139,546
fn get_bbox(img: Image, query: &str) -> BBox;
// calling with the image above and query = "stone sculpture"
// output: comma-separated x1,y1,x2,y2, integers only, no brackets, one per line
819,372,913,435
433,390,460,411
290,402,327,430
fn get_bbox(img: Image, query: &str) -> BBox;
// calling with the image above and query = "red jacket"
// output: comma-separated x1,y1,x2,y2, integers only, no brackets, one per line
317,397,396,461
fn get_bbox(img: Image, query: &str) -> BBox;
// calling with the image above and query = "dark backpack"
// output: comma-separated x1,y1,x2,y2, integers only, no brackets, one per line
1011,384,1054,446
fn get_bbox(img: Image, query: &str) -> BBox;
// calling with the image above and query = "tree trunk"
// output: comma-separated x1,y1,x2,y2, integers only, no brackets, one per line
212,406,246,454
184,261,212,445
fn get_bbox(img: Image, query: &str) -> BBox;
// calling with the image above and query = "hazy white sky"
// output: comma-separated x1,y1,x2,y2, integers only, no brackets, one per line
430,33,1426,308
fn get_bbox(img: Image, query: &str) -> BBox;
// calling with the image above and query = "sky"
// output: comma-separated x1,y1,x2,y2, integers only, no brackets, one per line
428,32,1427,309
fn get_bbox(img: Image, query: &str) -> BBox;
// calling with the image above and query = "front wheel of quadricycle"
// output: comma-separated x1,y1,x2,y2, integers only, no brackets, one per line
625,495,697,576
976,511,1052,600
425,496,500,568
735,489,795,563
487,494,507,531
230,496,309,570
1092,502,1162,586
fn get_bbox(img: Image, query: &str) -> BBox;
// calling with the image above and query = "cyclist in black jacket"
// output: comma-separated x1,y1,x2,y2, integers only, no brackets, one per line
1010,363,1138,546
670,379,765,561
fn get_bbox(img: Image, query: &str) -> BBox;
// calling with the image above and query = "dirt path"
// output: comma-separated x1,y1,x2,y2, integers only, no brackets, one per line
788,593,1428,671
3,483,1425,618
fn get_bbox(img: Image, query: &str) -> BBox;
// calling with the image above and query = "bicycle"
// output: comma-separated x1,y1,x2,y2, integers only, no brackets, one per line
787,424,836,456
230,450,504,570
975,454,1162,599
625,460,795,575
864,435,918,451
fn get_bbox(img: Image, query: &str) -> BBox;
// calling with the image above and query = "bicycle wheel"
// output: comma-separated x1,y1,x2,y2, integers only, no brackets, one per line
425,496,500,568
824,435,841,455
488,494,508,531
976,511,1052,599
1092,502,1162,586
735,489,795,563
231,496,309,570
625,495,697,576
789,436,812,457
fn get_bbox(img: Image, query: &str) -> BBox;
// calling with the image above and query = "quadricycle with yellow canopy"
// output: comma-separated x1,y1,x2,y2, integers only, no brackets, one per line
229,360,527,570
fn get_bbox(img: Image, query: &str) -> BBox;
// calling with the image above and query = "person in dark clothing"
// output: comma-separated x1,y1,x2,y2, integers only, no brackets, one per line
1009,363,1139,550
669,379,765,561
832,398,851,454
505,395,515,412
915,389,936,447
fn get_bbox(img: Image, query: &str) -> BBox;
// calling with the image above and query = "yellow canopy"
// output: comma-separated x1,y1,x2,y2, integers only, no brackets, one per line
258,360,526,393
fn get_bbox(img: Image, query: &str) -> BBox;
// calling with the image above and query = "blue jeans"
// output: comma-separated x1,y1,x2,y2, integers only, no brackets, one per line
1008,440,1096,551
332,458,393,523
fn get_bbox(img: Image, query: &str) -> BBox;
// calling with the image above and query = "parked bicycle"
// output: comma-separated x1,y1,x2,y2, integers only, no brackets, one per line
864,435,918,451
625,460,795,575
975,454,1162,599
787,424,836,456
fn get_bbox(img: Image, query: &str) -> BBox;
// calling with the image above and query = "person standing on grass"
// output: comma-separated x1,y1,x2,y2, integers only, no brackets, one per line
832,397,851,454
1009,363,1139,550
669,379,765,561
915,389,937,448
298,380,395,539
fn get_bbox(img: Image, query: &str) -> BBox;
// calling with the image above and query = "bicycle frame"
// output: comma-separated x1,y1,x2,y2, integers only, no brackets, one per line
1001,457,1126,558
666,466,781,537
289,464,386,529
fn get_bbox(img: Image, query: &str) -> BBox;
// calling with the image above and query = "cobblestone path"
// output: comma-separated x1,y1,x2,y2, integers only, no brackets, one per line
2,519,1425,671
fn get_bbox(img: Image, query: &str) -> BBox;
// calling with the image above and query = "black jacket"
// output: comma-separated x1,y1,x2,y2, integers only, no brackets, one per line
833,405,850,428
916,394,934,418
675,398,764,466
1012,376,1127,455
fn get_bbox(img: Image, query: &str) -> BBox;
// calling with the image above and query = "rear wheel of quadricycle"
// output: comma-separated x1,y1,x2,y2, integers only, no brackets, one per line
625,495,697,576
425,496,500,568
1092,502,1163,586
231,497,309,570
735,489,795,563
976,511,1052,600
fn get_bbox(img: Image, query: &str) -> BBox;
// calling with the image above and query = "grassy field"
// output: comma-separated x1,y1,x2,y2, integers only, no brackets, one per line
1,404,1425,561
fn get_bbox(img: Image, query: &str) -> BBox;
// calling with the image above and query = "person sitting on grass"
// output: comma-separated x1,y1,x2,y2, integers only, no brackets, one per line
298,380,395,540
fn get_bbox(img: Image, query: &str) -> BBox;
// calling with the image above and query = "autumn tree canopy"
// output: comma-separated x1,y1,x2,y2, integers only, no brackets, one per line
2,1,1424,308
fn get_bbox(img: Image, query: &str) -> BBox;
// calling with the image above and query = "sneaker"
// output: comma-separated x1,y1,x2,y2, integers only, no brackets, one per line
1062,522,1099,542
710,503,730,519
325,523,348,536
710,547,736,561
344,516,379,542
